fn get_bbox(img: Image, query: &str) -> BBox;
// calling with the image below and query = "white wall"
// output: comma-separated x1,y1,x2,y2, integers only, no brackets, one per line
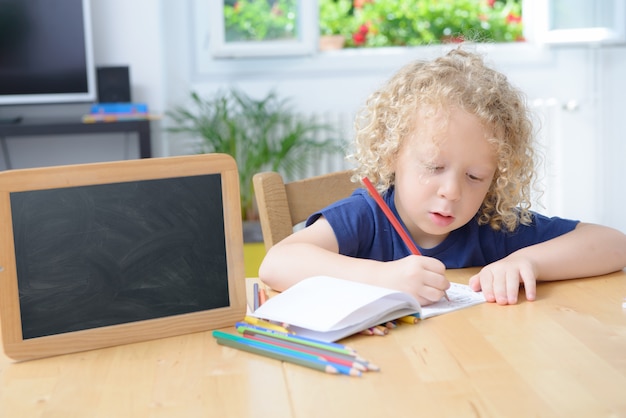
2,0,625,233
0,0,166,169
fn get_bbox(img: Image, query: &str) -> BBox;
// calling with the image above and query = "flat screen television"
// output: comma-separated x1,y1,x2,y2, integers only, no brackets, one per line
0,0,96,107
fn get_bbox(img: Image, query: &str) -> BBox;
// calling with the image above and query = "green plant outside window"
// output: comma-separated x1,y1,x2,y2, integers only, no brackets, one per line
224,0,523,48
224,0,298,42
321,0,523,47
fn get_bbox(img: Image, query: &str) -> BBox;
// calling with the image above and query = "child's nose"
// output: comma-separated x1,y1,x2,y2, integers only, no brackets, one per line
437,173,462,201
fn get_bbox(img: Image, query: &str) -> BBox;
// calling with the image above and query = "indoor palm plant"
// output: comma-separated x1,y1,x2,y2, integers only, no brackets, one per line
167,89,343,222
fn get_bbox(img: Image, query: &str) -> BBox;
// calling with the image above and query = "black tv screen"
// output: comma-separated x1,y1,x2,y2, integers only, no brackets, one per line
0,0,96,105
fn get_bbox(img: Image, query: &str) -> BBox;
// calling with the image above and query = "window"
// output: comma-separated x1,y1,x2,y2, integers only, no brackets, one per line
206,0,525,57
317,0,524,48
206,0,317,57
192,0,626,78
530,0,626,44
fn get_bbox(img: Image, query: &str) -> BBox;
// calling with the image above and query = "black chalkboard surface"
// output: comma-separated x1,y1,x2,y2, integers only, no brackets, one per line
13,174,230,339
0,154,246,361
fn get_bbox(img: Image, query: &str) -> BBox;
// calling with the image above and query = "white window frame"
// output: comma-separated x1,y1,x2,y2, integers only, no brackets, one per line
527,0,626,45
204,0,318,58
192,0,626,80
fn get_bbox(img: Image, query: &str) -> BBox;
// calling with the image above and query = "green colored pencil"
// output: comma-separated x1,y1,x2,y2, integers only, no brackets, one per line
213,331,359,376
235,322,358,356
241,329,379,372
215,330,361,376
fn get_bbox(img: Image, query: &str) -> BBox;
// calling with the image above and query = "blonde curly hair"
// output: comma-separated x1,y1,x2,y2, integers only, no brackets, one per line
350,47,536,232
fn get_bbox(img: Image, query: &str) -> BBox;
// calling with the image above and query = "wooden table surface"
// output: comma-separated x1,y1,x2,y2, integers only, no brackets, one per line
1,268,625,417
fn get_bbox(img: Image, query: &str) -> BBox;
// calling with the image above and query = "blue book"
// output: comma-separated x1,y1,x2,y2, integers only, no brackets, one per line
91,103,148,114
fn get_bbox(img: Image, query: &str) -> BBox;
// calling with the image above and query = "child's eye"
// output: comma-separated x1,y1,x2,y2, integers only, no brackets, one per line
467,173,482,181
424,164,443,173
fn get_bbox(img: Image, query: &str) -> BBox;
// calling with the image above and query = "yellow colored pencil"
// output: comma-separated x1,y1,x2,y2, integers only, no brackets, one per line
396,315,419,324
243,316,292,334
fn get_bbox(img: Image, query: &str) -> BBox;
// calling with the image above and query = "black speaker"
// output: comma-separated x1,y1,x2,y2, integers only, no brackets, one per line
96,66,131,103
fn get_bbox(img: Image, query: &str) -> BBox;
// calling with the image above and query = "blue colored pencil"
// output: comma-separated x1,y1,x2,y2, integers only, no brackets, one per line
215,334,341,375
235,322,358,356
216,330,350,371
213,330,361,377
237,323,379,371
242,330,377,372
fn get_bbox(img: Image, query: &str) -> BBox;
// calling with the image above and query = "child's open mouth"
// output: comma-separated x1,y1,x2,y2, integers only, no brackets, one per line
429,211,455,227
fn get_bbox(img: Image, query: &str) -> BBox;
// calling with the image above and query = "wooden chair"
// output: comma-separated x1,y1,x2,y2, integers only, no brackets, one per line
253,170,359,250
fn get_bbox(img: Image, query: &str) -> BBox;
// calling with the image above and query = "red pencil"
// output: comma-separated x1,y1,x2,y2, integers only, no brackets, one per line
362,177,449,301
362,177,421,255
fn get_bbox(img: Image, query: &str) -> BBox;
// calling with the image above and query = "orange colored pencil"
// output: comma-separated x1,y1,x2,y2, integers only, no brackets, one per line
258,285,267,306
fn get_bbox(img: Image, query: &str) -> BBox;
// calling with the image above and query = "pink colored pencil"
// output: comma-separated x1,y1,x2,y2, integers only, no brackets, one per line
258,286,267,307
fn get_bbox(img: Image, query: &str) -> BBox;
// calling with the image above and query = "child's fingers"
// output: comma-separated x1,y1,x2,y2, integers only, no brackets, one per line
519,264,537,301
472,270,496,302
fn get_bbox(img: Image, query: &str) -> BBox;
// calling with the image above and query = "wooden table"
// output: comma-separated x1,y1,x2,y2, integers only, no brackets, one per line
1,269,625,417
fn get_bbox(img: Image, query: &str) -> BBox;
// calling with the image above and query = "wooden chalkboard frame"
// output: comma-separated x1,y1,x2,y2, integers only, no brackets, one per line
0,154,247,361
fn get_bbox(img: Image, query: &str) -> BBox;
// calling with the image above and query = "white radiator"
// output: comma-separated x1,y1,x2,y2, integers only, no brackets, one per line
530,98,562,217
296,111,354,179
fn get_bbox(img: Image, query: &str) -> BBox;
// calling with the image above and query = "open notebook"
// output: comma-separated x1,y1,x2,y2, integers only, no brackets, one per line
250,275,485,342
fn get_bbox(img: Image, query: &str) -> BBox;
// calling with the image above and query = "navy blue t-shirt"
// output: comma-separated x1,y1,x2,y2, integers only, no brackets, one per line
306,188,579,268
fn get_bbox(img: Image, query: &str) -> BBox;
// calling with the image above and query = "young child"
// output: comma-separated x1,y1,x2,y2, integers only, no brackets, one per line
258,47,626,306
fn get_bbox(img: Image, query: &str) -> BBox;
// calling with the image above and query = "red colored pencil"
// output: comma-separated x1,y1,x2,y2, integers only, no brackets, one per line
362,177,421,255
362,177,449,301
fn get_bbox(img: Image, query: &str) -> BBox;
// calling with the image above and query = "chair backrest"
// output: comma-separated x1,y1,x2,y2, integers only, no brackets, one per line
253,170,359,250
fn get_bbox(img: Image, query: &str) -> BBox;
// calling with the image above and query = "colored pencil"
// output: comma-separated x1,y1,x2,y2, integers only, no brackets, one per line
236,322,358,356
396,315,419,324
215,333,340,375
258,285,268,306
213,331,361,377
373,325,389,336
243,332,368,372
242,330,378,372
362,177,449,301
252,282,260,311
237,324,380,371
218,331,362,377
362,177,421,254
243,316,291,334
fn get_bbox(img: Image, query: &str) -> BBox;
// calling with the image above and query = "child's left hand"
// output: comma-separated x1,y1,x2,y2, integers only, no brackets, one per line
468,258,538,305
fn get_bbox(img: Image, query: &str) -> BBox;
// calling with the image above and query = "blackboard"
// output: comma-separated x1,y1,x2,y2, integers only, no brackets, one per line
12,174,229,339
0,154,247,361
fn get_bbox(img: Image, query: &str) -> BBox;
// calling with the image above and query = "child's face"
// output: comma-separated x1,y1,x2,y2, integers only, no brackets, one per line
393,107,497,248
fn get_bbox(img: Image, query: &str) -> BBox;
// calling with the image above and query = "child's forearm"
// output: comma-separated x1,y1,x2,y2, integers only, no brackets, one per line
514,223,626,281
258,243,384,291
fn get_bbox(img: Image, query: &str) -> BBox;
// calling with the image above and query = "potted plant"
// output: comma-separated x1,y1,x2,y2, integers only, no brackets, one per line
167,89,342,276
166,88,342,226
318,0,353,50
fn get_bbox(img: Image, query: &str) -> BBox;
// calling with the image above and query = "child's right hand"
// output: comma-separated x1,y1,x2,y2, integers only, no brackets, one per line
385,255,449,305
